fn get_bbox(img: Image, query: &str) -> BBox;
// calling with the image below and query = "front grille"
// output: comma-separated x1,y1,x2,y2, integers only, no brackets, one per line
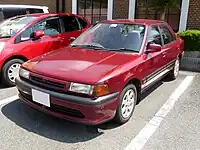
19,90,85,119
30,75,66,92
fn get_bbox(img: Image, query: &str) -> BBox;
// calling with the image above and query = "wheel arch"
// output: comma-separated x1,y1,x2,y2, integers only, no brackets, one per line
124,77,142,102
1,55,29,72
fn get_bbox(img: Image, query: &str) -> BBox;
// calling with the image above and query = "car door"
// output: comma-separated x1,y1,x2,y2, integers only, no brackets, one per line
141,25,164,87
14,16,64,59
158,24,178,67
59,15,85,46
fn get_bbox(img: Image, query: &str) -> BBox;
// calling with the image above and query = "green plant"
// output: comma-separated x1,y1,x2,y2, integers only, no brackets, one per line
178,30,200,51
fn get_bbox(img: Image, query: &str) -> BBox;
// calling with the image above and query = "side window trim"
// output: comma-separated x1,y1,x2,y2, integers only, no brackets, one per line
157,24,165,47
58,17,65,33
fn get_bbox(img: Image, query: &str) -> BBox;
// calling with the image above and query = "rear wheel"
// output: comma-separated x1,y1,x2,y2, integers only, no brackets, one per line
114,84,137,124
2,59,24,86
168,58,180,80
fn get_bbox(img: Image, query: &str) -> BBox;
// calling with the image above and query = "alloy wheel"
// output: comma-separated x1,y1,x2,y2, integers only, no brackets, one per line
8,63,21,83
121,89,136,119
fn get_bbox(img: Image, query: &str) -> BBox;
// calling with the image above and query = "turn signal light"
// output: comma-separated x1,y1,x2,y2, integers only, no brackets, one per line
93,84,109,97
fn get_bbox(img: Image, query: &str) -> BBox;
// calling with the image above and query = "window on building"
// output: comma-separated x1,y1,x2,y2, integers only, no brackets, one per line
135,0,182,32
77,0,108,24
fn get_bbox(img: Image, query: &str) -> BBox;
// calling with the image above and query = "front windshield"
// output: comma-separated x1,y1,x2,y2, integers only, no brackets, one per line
0,16,37,38
71,22,146,52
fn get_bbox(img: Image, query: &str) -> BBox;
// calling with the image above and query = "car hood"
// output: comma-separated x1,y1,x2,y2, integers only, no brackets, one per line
0,38,9,42
30,48,139,84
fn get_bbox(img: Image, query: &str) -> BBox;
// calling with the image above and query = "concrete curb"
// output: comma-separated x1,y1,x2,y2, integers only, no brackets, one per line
180,51,200,72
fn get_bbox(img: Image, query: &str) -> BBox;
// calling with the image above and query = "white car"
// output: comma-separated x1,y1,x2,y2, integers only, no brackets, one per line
0,4,49,21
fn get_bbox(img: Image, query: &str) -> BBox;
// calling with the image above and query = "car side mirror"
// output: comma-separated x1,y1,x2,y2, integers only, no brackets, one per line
69,37,76,43
146,43,162,54
31,30,44,40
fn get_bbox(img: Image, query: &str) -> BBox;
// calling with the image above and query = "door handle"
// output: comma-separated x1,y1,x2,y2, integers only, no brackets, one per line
162,52,167,58
58,37,64,42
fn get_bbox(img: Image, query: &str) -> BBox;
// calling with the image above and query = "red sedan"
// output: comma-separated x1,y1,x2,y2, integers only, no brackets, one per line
0,13,90,86
16,19,184,125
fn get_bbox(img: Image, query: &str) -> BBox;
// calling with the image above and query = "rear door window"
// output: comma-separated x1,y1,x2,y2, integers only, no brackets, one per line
61,16,80,32
159,24,176,45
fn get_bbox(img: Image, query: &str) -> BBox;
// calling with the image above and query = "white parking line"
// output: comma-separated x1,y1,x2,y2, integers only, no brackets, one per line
0,95,18,106
125,75,194,150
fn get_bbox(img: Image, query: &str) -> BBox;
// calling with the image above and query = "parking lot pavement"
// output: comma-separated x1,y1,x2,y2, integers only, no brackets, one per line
142,73,200,150
0,85,17,100
0,71,197,150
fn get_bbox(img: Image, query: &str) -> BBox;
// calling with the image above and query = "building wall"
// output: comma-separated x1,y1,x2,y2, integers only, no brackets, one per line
187,0,200,29
113,0,129,19
0,0,72,13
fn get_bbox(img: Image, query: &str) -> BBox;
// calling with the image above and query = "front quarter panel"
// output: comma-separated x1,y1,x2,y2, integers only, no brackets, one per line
98,55,144,93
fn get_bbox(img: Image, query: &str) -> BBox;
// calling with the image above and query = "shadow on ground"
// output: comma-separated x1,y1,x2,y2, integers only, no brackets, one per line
1,77,168,143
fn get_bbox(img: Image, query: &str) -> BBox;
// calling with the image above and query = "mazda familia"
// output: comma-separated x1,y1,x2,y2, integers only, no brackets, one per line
16,19,184,125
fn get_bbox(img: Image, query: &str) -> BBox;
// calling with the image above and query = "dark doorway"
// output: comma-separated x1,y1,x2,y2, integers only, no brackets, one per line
135,0,182,32
77,0,108,24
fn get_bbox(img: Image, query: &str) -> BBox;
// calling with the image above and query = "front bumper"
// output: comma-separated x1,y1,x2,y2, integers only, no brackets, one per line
16,77,119,125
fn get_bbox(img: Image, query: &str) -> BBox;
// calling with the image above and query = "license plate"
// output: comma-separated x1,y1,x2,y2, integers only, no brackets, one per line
32,89,50,107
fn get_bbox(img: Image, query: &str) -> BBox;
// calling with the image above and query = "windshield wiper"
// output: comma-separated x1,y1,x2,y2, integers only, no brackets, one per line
70,44,105,50
108,48,139,53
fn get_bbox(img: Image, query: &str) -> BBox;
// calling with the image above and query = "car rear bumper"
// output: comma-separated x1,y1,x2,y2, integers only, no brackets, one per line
16,77,119,125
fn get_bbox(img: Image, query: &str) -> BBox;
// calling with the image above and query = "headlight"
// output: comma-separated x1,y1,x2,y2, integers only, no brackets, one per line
0,42,5,52
69,83,93,95
19,68,30,79
69,83,109,96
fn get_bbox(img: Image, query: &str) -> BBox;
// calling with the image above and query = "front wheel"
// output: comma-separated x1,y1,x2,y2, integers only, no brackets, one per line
114,84,137,124
2,59,24,86
168,58,180,80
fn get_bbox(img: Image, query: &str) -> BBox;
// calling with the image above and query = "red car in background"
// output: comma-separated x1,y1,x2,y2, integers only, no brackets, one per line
0,13,90,86
16,19,184,125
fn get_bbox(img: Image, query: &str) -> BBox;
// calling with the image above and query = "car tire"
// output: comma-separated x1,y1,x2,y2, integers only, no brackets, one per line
2,59,24,86
168,58,180,80
114,84,137,124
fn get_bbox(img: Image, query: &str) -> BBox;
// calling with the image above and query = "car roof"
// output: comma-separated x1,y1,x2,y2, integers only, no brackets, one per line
12,13,82,19
100,19,166,26
0,4,48,9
